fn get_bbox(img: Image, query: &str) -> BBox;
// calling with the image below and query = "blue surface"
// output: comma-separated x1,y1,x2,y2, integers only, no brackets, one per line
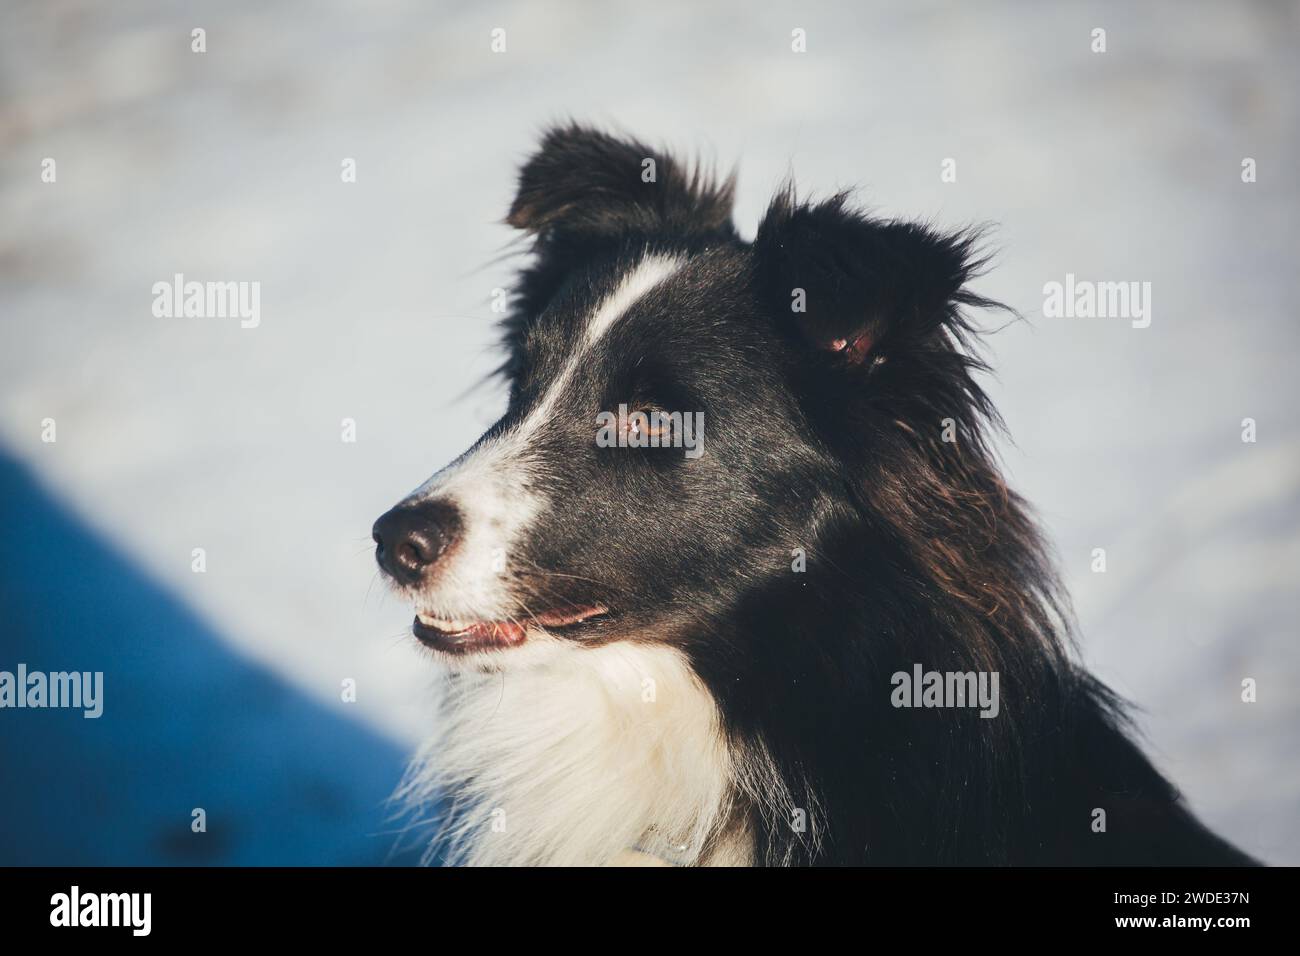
0,451,429,865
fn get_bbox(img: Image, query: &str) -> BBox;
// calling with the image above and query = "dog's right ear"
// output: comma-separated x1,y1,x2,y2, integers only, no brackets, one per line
506,124,736,242
754,188,990,369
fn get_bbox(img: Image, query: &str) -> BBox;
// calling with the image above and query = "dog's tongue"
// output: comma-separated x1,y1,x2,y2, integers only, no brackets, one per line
416,605,606,652
463,620,526,645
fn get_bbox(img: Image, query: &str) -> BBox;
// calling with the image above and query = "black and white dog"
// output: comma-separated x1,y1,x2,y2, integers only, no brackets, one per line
373,124,1256,867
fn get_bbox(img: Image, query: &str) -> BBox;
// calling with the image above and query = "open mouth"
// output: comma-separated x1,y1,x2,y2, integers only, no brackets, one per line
412,605,608,654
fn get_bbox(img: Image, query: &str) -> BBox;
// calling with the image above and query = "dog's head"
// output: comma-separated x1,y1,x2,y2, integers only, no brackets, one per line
374,124,994,665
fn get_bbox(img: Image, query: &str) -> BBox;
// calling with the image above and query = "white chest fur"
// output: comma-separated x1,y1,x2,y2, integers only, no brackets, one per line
400,641,750,866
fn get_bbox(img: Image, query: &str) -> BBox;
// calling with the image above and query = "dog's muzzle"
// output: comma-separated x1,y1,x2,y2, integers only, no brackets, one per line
372,499,461,586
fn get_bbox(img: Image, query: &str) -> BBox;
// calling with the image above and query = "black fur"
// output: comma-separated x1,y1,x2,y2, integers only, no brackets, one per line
485,124,1257,865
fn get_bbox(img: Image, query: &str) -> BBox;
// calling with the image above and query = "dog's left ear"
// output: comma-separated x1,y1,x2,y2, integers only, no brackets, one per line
754,189,986,366
506,123,735,241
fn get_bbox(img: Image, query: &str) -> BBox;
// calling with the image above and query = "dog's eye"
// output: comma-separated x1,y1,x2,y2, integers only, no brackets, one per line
625,407,672,441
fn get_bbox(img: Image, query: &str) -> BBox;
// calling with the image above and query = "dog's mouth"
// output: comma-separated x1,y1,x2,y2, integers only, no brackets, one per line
412,605,609,654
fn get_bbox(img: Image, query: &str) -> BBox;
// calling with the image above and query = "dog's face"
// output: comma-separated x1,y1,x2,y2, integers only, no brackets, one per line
374,125,982,665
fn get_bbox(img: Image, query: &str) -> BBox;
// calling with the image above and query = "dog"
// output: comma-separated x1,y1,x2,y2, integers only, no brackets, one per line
373,124,1257,867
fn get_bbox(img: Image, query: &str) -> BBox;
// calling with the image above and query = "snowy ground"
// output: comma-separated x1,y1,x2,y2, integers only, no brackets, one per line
1,0,1296,864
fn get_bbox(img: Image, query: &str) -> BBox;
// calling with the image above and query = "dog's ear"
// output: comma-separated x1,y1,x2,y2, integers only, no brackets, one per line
754,188,988,366
506,124,735,241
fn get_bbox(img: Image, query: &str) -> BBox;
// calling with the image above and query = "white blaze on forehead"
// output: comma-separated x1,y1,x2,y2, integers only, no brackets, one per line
585,252,685,344
519,251,684,436
407,252,686,617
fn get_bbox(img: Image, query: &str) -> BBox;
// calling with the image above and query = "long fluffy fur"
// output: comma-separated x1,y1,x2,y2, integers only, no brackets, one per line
398,642,746,866
384,124,1257,867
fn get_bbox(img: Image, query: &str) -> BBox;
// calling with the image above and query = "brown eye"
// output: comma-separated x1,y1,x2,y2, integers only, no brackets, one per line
621,408,676,444
625,407,671,441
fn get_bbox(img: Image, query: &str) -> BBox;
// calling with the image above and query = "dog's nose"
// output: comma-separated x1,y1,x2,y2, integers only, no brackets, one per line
372,500,461,585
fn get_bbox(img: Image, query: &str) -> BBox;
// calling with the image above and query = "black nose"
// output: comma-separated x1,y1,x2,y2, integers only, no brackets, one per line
372,500,461,585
